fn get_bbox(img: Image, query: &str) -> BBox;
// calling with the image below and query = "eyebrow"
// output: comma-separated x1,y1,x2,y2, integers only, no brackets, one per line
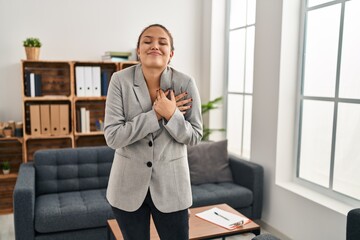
143,36,168,41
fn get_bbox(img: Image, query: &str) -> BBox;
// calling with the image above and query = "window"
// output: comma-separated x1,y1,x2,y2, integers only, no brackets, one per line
226,0,256,158
298,0,360,201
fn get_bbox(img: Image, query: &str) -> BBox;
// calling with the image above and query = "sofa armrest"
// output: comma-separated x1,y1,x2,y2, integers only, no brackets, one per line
13,163,36,240
347,208,360,240
229,154,263,219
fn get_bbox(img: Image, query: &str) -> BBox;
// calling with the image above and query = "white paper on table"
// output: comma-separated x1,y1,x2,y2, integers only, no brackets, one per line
195,207,250,230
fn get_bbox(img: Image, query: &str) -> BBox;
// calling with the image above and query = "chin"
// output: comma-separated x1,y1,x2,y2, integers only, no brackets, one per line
143,60,167,69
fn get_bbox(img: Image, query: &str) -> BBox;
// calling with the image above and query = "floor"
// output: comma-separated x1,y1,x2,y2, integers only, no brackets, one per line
0,213,270,240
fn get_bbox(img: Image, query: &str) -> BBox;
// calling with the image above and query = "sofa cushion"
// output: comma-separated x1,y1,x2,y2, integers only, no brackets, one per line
191,182,253,210
35,188,114,233
187,140,233,185
35,146,114,195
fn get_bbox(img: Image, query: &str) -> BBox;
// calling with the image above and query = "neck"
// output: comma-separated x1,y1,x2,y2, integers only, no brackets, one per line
141,66,165,87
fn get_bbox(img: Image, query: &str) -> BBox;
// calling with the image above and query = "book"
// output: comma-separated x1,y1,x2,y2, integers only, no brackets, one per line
102,55,129,62
104,51,132,57
195,207,250,230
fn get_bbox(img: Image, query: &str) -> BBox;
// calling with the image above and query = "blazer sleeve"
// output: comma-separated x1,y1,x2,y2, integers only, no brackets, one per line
163,77,203,146
104,73,160,149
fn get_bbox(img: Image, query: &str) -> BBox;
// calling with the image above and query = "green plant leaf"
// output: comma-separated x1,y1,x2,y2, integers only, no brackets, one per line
23,37,42,48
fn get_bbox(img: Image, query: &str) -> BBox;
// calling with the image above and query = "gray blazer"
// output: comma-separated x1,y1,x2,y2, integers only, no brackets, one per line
104,64,203,213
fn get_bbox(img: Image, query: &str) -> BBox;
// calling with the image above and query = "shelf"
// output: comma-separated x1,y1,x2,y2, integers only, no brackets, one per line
0,173,18,179
23,96,71,101
74,96,106,101
24,134,73,140
0,137,23,143
75,131,104,137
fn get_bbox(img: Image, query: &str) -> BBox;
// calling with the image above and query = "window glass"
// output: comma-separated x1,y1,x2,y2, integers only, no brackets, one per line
339,0,360,99
303,4,341,98
227,94,243,154
334,103,360,199
228,29,246,93
299,100,334,187
230,0,247,29
245,26,255,94
308,0,335,8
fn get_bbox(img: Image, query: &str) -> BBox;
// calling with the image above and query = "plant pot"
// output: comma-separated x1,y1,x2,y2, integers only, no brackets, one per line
2,169,10,175
25,47,40,60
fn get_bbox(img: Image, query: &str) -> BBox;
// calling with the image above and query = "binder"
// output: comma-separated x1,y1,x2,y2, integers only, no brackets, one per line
84,66,93,96
86,110,90,132
25,71,31,96
59,104,69,135
35,74,42,96
30,73,36,97
80,107,87,133
50,104,60,135
75,66,85,97
92,66,101,97
29,105,41,136
40,104,51,135
101,71,109,96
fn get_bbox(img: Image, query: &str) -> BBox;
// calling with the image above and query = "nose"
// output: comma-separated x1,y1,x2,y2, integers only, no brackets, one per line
150,42,159,50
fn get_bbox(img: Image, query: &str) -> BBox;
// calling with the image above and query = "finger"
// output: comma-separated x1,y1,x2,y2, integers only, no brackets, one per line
170,90,175,101
175,91,188,102
176,98,192,107
159,89,166,98
156,89,161,99
178,105,191,111
181,111,186,115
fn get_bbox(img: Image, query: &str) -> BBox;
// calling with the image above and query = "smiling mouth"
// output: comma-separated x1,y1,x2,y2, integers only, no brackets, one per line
148,52,161,56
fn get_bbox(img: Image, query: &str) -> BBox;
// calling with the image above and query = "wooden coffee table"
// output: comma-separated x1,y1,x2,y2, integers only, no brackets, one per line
107,203,260,240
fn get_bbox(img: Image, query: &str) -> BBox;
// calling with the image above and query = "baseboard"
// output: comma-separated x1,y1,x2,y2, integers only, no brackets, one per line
254,219,292,240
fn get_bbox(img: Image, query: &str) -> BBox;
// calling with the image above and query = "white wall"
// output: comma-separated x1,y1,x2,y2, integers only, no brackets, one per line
0,0,203,122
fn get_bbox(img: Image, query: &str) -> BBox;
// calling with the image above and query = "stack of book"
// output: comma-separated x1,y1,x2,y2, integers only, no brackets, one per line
102,51,132,62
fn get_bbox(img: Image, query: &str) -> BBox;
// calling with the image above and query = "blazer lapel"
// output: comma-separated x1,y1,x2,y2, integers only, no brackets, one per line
133,65,152,112
160,66,173,91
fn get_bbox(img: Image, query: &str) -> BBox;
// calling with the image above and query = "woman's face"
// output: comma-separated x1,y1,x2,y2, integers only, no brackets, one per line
137,26,174,69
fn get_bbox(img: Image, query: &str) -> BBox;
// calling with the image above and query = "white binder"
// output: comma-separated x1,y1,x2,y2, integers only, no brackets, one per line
92,66,101,97
75,67,85,97
84,66,93,96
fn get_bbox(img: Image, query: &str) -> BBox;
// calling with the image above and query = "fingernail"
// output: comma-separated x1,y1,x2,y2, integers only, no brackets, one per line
185,92,188,94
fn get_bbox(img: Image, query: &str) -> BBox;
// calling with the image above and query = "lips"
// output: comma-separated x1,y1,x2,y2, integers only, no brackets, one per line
148,51,161,56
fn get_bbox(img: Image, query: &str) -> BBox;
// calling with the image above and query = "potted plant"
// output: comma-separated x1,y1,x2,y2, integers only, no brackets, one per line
23,37,42,60
2,161,10,175
201,97,225,141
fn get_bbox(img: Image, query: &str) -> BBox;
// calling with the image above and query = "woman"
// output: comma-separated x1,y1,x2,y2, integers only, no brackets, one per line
104,24,203,240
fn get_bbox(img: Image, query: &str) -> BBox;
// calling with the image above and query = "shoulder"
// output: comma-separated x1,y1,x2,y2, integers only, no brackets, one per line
111,64,139,86
170,67,193,81
170,67,196,88
113,64,138,80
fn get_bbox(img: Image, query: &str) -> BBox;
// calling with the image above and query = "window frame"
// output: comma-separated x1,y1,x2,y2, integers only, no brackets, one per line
296,0,360,205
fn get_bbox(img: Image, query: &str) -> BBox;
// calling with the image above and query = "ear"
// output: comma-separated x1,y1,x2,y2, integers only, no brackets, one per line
136,48,140,60
169,51,174,60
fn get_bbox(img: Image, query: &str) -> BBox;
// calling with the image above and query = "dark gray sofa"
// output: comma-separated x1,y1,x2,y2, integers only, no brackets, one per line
14,146,263,240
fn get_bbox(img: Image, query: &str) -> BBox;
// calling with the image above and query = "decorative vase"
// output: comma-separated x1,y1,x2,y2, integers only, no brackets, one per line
2,169,10,175
25,47,40,60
